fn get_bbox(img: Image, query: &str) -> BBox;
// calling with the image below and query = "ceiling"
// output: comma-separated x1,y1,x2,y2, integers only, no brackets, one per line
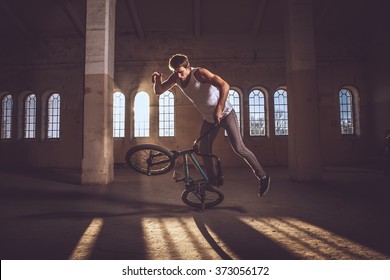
0,0,388,54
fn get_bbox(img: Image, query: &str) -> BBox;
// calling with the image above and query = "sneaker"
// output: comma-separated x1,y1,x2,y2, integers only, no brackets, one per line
258,175,271,197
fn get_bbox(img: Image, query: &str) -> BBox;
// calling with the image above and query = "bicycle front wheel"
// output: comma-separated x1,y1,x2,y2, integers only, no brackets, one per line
181,184,224,209
125,144,175,176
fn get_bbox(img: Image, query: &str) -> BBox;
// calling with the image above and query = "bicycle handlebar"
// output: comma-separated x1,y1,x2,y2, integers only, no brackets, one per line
170,123,221,157
171,123,219,158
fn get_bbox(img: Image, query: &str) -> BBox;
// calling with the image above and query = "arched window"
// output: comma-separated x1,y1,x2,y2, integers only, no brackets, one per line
249,89,266,136
226,89,241,136
134,91,150,137
24,93,36,139
274,89,288,136
113,91,125,138
159,91,175,137
1,94,13,139
47,93,61,138
339,88,356,135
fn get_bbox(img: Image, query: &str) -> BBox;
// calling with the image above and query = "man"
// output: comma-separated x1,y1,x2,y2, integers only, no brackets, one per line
152,54,270,197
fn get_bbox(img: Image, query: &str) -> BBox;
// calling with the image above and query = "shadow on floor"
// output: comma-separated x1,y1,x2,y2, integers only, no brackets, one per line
0,166,389,260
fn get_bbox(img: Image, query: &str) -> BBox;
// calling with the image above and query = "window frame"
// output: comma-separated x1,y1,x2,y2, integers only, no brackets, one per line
274,88,288,136
24,93,37,139
1,94,13,140
158,90,175,137
248,87,268,137
133,91,150,138
339,87,360,136
113,91,125,138
47,92,61,139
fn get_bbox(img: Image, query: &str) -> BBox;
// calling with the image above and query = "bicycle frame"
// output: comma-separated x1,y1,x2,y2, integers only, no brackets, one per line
125,123,224,210
173,148,208,187
172,124,223,187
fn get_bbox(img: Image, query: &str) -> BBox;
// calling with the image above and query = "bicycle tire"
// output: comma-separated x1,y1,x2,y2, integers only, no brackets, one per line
181,184,224,209
125,144,175,176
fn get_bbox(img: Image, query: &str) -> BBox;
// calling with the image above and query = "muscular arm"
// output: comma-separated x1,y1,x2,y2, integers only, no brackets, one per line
195,67,230,123
152,72,178,95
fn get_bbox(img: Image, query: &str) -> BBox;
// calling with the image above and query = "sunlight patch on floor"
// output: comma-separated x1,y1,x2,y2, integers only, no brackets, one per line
239,217,389,259
142,217,239,260
68,216,389,260
69,218,104,260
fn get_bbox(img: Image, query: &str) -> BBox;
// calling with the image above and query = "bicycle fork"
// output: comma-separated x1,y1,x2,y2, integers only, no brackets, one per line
175,154,208,210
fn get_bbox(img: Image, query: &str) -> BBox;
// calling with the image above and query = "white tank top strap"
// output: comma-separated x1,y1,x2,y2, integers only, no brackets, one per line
179,67,232,123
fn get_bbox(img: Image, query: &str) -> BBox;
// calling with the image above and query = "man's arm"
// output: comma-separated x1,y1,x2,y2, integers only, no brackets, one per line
152,72,178,95
195,67,230,123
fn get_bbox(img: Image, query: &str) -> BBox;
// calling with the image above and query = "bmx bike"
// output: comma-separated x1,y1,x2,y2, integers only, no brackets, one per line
125,126,224,211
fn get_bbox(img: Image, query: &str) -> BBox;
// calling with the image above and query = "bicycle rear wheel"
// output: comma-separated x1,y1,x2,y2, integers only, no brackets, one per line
125,144,175,176
181,184,224,209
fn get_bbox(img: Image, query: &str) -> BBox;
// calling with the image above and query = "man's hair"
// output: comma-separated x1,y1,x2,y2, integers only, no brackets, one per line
168,54,189,71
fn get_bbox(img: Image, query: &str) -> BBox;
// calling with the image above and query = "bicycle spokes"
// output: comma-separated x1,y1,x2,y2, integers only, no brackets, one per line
181,183,224,210
125,133,224,210
125,144,175,176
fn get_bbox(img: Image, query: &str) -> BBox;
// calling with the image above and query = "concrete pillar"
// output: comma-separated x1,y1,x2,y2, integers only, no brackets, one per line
285,0,322,181
81,0,116,184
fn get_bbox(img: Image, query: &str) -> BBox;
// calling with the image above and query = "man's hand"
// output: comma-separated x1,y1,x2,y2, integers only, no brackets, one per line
196,67,229,125
152,72,177,95
214,107,223,124
152,72,162,84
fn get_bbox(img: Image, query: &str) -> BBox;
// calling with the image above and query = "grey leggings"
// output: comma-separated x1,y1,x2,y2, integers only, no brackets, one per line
199,110,266,184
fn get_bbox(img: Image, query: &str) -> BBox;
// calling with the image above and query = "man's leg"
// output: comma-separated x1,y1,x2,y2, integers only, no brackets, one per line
221,110,266,179
199,120,220,185
221,110,270,196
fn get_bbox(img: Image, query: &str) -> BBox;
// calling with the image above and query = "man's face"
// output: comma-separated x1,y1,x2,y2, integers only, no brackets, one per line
174,66,191,81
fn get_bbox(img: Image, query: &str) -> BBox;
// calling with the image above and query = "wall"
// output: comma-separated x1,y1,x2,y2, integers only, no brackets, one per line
0,30,382,169
367,18,390,164
317,60,369,165
113,32,370,168
0,36,84,168
113,33,289,168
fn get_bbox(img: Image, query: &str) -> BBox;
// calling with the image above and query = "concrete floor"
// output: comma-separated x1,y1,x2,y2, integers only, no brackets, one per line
1,165,389,260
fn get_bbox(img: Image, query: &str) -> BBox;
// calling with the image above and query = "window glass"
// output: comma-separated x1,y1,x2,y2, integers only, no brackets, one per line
24,94,36,139
159,91,175,137
134,91,150,137
1,94,13,139
48,93,61,138
113,91,125,138
274,89,288,136
249,89,266,136
339,89,355,135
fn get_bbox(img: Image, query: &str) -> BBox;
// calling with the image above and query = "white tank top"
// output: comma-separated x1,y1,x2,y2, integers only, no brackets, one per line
178,67,232,123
